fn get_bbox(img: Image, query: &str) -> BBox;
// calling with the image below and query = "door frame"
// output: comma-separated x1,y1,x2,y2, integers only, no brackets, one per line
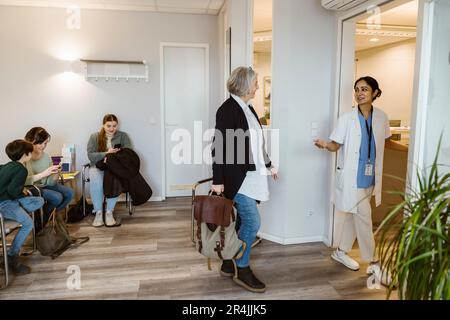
160,42,210,199
328,0,432,246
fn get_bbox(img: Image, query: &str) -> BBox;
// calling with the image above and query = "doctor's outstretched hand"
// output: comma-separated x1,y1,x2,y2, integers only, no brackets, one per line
314,139,328,150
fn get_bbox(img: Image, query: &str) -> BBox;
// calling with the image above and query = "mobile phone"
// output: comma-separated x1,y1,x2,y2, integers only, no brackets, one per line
114,144,122,149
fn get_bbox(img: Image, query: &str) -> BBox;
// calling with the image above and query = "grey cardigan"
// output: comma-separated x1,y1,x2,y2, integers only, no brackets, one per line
87,131,132,165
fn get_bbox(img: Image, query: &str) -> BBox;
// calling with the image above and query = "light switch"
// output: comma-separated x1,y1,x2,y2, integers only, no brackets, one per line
311,122,319,138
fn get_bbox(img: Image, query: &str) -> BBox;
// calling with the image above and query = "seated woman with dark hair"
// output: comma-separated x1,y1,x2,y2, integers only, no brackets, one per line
24,127,74,218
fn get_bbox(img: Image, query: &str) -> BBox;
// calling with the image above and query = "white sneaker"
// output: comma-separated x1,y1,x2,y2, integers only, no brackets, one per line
105,211,116,226
92,210,104,227
367,262,393,287
331,249,360,271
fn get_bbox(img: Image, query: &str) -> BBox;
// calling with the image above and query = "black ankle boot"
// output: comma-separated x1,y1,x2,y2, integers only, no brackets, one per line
8,255,31,275
233,266,266,293
220,260,235,277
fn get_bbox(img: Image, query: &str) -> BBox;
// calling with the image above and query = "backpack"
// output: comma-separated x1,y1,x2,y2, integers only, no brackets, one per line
67,196,93,223
193,193,245,269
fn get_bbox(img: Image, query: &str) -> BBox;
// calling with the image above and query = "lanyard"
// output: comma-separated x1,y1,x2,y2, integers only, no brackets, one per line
358,106,373,163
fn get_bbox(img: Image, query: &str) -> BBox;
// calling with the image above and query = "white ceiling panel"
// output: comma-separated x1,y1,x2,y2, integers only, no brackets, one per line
156,0,209,9
208,0,223,10
0,0,225,15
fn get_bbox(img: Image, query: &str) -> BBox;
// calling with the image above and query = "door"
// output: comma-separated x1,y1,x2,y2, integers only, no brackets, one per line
409,0,450,189
162,44,209,197
330,0,450,246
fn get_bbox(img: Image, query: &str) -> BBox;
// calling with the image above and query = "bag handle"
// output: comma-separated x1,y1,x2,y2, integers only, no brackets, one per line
46,209,57,231
208,190,225,197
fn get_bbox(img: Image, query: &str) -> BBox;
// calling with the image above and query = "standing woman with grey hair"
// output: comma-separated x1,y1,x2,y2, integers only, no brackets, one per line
211,66,278,293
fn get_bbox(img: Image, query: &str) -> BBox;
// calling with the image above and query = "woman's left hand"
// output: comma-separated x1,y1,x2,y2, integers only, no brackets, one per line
270,167,279,181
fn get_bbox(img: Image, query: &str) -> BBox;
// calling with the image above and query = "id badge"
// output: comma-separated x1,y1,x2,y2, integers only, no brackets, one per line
365,163,374,176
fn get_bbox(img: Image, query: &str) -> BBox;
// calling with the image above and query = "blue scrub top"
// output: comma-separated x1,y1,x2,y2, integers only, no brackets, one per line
357,111,376,188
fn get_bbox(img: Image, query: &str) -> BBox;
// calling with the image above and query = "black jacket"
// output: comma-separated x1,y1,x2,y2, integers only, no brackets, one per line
96,148,152,206
212,96,272,200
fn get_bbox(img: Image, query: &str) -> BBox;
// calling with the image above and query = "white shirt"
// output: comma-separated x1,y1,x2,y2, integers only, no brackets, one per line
106,133,113,149
106,137,112,149
329,107,391,213
231,94,270,202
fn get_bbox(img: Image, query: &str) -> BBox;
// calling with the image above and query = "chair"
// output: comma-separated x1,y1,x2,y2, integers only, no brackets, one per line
191,178,213,244
389,119,402,141
23,185,45,254
81,163,133,217
0,211,21,289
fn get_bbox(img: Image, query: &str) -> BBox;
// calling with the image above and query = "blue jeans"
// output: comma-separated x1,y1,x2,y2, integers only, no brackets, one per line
0,196,44,256
234,193,261,268
42,183,74,213
89,167,119,212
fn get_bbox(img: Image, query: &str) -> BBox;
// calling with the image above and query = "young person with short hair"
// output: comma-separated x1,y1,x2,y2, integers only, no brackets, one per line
0,140,44,274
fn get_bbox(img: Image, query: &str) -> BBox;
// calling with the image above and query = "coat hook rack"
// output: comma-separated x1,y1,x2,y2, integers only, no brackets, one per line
81,59,149,83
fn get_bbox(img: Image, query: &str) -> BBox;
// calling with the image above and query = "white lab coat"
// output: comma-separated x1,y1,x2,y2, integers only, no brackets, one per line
330,107,391,214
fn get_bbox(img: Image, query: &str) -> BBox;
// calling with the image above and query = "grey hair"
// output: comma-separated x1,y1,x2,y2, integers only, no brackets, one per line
227,67,257,97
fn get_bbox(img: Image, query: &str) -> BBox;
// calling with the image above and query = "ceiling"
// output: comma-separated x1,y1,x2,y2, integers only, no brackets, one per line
253,0,272,53
253,0,418,54
359,0,418,27
356,0,418,51
253,0,272,33
0,0,225,15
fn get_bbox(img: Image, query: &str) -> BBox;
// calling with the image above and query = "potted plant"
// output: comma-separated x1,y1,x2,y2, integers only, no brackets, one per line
264,110,270,126
377,136,450,300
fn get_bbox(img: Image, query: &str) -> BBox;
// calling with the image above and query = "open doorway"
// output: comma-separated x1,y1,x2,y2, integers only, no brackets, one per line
354,0,418,226
331,0,420,246
253,0,272,127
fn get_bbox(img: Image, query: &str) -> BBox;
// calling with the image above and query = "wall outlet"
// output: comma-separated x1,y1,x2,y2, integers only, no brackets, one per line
307,209,314,217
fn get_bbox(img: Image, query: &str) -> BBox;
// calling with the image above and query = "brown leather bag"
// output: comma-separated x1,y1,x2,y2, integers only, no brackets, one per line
193,193,244,262
36,209,89,259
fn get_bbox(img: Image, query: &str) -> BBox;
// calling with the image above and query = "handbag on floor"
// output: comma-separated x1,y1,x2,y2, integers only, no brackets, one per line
36,209,89,259
66,195,93,223
193,192,245,268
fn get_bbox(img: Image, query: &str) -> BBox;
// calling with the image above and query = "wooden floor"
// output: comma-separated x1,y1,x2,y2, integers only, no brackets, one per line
0,198,396,300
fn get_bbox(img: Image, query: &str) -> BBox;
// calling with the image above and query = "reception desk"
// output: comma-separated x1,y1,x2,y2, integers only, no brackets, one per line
371,140,409,226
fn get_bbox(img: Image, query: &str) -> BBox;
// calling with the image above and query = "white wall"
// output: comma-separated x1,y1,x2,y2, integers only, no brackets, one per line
0,6,220,199
253,52,271,118
257,0,336,244
356,39,416,126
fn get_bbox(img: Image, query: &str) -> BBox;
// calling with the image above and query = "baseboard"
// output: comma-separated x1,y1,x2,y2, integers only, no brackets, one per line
116,195,164,202
148,196,164,202
258,232,325,245
322,236,332,247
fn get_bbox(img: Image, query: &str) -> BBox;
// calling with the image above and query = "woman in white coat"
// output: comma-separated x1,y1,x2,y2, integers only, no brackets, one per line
314,76,407,283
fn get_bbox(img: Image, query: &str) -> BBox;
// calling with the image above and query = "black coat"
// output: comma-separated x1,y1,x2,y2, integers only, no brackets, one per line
96,148,152,206
212,96,272,200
